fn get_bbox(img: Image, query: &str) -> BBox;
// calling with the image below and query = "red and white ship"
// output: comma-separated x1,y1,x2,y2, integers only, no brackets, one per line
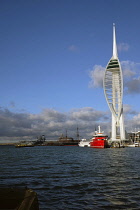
90,126,109,148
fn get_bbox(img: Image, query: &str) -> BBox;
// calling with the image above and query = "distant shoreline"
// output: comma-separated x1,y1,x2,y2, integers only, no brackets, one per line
0,143,15,145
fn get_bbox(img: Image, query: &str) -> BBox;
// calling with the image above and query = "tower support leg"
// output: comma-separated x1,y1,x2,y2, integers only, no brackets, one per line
112,114,116,140
120,112,125,140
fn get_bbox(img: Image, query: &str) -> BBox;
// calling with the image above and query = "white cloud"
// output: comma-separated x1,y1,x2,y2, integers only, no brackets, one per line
70,107,109,122
125,77,140,94
0,104,140,142
123,104,132,113
9,101,16,108
89,65,105,88
121,60,140,73
0,107,110,142
133,113,140,123
68,45,79,52
123,104,138,116
123,69,135,78
121,61,140,94
118,43,129,52
125,112,140,132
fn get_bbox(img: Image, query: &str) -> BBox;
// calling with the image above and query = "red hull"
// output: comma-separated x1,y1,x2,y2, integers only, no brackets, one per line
90,126,109,148
90,137,109,148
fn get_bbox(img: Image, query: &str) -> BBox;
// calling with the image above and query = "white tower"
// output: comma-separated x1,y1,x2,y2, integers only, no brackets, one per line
103,24,125,141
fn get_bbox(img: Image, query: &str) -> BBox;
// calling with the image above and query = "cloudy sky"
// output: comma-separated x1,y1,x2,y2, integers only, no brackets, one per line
0,0,140,142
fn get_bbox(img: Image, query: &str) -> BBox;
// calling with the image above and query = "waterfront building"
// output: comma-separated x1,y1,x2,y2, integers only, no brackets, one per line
103,24,126,141
128,130,140,143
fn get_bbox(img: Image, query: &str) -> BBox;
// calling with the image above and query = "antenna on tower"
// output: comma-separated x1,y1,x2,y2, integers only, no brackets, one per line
112,23,118,59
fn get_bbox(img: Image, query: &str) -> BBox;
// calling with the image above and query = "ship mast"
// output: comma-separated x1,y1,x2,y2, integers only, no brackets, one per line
76,126,80,140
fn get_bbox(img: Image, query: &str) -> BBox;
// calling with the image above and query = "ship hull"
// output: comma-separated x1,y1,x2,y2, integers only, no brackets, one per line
90,139,109,148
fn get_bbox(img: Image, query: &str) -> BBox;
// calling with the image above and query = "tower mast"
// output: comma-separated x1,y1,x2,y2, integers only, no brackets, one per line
113,23,118,59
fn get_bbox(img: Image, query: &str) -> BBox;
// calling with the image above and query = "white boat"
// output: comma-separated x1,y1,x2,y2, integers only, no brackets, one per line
78,139,91,147
127,142,139,147
127,144,136,147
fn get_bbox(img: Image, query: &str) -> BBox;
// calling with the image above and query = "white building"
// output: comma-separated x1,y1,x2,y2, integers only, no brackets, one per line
103,24,125,141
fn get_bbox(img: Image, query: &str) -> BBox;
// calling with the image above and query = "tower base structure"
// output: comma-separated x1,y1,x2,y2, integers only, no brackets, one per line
111,110,126,141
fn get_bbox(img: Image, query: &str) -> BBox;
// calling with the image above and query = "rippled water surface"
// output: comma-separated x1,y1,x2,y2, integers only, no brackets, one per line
1,145,140,209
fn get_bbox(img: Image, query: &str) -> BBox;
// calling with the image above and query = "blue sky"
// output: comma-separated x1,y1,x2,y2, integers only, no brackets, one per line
0,0,140,142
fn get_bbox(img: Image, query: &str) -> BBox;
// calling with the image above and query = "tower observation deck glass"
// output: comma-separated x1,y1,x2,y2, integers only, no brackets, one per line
104,58,123,119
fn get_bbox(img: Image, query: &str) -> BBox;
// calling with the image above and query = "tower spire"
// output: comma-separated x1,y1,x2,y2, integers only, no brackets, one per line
112,23,118,59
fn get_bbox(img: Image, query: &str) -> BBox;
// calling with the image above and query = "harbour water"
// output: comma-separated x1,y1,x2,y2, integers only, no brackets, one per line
1,145,140,209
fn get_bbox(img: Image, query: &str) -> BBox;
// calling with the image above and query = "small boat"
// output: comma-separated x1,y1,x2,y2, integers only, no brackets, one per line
127,144,136,147
15,142,34,148
90,126,109,148
78,139,91,147
135,142,139,147
127,142,139,147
